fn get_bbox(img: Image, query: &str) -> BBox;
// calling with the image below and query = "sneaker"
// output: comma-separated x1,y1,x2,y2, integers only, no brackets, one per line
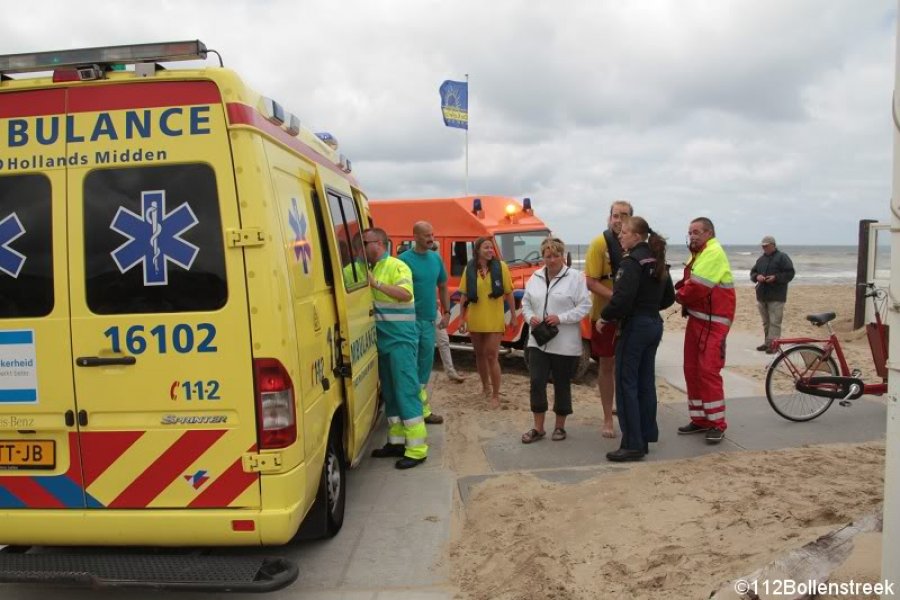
677,422,709,435
756,343,769,351
371,443,405,458
705,429,725,444
765,347,776,354
424,413,444,425
447,371,465,383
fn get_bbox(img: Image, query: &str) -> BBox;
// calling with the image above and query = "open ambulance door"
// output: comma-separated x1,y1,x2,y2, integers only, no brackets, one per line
314,173,378,465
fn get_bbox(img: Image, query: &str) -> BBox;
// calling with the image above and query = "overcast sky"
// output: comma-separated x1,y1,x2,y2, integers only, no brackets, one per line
2,0,896,244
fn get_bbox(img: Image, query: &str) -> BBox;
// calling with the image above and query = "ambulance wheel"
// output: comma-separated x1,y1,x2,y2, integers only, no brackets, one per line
321,427,346,537
571,340,593,383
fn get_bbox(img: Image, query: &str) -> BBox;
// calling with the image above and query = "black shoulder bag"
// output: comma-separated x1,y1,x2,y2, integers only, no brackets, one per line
531,268,560,346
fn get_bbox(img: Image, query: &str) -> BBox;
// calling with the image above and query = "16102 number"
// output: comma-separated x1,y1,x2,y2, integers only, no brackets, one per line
104,323,217,354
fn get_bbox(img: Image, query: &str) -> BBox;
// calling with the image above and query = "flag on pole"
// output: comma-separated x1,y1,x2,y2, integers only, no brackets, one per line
439,80,468,130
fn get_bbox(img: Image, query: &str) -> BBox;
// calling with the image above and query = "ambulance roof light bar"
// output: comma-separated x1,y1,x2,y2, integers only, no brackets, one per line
0,40,209,76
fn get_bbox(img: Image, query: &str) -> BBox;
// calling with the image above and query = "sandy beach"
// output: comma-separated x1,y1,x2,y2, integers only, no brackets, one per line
435,284,887,599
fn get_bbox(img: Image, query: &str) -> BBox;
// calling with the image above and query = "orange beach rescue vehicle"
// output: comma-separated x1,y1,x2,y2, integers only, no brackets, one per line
370,196,594,380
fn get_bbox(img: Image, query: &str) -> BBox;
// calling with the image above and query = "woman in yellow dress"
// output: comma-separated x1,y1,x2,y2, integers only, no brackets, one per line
458,237,515,408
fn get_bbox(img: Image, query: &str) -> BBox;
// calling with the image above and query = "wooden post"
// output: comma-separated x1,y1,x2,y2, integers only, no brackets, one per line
855,219,877,330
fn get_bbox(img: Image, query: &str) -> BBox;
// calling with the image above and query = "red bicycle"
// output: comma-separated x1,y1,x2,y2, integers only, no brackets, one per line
765,282,889,421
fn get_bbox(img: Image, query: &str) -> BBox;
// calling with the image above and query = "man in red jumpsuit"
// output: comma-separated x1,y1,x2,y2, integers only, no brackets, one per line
674,217,735,444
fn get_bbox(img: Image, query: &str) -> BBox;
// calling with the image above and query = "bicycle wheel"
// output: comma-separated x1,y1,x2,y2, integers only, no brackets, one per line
765,344,839,421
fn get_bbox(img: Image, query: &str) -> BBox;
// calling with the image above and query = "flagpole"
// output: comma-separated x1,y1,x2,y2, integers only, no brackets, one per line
465,73,469,196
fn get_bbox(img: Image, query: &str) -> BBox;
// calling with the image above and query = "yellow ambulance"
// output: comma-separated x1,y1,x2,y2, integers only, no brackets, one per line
0,40,379,589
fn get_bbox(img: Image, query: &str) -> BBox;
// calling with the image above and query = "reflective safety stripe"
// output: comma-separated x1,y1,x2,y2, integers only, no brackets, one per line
387,416,401,425
691,273,734,290
689,409,707,417
690,274,716,288
389,435,406,444
704,400,725,410
406,437,427,447
374,301,416,312
687,309,732,327
375,312,416,322
403,415,425,427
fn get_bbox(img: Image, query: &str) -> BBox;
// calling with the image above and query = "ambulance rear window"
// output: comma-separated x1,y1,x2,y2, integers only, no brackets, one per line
83,164,227,314
0,174,54,318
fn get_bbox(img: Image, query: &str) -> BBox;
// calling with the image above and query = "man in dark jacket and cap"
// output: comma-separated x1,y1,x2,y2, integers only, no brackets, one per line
750,236,795,353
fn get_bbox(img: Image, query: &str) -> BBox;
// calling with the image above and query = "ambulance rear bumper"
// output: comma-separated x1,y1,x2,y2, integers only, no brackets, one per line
0,503,306,547
0,546,298,593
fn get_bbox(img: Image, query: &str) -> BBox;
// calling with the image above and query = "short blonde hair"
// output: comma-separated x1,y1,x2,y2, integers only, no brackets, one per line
540,236,565,256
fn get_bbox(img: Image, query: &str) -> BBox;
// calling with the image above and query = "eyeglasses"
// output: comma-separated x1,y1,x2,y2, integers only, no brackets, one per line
687,229,708,236
363,239,380,245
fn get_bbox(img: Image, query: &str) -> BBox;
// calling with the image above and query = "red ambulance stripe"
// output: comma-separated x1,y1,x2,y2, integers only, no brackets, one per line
63,431,83,481
188,450,259,508
67,81,221,113
79,431,145,487
226,102,360,187
108,429,226,508
0,89,66,118
0,476,66,508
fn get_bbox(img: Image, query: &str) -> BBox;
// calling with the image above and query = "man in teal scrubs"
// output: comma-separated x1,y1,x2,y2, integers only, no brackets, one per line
399,221,452,425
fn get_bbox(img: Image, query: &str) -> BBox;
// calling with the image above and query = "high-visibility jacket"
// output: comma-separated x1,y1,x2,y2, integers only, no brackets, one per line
371,254,417,346
675,238,735,327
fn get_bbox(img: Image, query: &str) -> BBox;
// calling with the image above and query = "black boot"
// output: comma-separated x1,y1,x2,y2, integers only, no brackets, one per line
606,448,645,462
371,443,405,458
395,456,427,469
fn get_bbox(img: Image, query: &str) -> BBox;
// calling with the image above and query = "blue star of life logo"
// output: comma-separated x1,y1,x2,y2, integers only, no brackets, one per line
110,190,200,286
288,197,312,274
0,213,26,278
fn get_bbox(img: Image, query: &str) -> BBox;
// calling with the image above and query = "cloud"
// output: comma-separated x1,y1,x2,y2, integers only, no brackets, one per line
0,0,893,243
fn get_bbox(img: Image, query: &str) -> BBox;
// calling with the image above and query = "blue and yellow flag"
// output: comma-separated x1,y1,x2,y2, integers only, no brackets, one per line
439,80,468,130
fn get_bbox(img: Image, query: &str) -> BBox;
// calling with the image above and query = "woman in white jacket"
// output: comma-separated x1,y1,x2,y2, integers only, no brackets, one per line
520,237,592,443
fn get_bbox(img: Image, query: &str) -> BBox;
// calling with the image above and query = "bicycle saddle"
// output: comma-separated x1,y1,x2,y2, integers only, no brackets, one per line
806,312,836,325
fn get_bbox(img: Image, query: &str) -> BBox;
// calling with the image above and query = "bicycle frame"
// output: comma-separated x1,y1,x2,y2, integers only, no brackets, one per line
769,289,888,397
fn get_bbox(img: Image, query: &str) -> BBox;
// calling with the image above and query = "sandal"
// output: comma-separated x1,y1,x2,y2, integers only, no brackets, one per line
551,428,567,441
521,428,546,444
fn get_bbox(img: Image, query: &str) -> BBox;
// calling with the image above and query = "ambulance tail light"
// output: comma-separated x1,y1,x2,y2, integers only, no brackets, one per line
253,358,297,449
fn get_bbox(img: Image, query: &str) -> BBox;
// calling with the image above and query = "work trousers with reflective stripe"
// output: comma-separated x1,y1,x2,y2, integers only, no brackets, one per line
614,315,663,452
378,343,428,459
683,316,728,431
415,319,436,418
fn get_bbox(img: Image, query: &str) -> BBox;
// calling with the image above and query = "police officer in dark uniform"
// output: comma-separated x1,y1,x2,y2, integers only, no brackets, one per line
600,216,675,462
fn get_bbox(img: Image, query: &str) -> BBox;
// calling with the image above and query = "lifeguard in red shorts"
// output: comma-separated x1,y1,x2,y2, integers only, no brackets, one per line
674,217,735,444
585,200,633,438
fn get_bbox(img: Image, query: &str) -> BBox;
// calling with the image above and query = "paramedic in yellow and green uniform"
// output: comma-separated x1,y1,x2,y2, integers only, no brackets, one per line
362,228,428,469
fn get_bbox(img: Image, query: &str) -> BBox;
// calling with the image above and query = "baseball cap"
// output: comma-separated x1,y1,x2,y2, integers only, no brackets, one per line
760,235,776,246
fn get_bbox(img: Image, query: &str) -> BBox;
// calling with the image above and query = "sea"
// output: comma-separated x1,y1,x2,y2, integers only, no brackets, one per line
566,244,890,287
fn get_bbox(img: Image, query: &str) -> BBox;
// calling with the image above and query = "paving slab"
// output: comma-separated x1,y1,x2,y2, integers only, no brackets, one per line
0,418,457,600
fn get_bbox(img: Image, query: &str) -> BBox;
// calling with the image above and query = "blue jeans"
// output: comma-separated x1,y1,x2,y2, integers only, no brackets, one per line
614,315,663,452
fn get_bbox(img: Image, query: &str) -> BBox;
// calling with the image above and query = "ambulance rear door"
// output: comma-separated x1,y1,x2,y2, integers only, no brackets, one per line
65,81,260,510
0,89,81,508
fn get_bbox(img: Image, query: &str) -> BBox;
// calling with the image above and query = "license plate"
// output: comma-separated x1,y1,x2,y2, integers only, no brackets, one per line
0,440,55,470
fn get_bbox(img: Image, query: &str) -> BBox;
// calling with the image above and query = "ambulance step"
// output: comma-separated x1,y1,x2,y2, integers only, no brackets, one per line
0,551,298,592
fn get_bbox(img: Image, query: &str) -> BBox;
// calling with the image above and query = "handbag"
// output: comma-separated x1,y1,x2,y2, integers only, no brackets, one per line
531,320,559,345
531,268,559,345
